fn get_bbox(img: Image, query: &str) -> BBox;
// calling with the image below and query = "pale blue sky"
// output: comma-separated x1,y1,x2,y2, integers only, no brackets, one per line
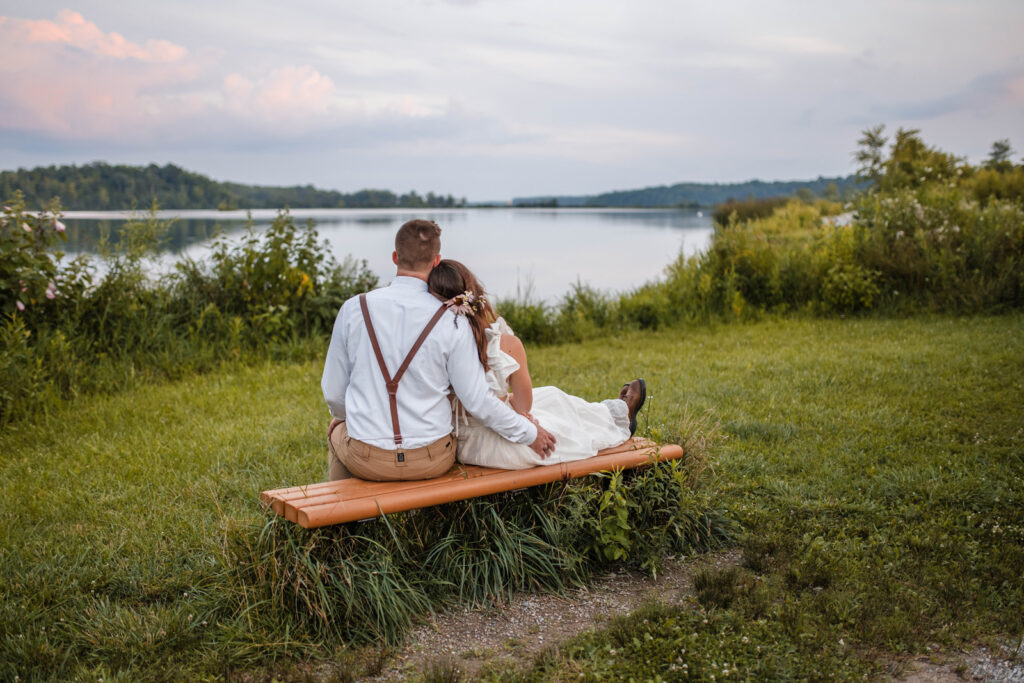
1,1,1022,199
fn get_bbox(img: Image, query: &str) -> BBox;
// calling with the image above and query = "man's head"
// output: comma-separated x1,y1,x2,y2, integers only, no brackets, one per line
393,219,441,276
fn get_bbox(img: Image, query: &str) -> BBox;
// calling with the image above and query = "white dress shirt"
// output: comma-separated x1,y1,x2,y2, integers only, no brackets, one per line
321,276,538,449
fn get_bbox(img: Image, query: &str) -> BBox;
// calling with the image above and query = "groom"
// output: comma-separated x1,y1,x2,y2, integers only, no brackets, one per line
321,219,557,481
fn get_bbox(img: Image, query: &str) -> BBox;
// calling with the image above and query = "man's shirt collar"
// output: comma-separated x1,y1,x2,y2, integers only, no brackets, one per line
390,275,429,292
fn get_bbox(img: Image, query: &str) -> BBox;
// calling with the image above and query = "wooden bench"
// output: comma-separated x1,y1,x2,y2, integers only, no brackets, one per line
260,438,684,528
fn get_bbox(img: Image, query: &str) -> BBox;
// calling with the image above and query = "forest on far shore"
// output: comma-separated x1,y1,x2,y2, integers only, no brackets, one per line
3,160,863,211
0,162,466,211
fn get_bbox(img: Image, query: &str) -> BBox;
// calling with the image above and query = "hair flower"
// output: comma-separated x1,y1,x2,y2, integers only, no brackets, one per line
444,290,487,326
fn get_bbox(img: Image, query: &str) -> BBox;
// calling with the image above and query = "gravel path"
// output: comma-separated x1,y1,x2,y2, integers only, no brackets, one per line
898,641,1024,682
357,549,1023,681
366,549,742,681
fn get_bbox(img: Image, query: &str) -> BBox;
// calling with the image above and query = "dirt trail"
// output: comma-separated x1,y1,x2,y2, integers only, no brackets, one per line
366,549,741,681
360,549,1023,682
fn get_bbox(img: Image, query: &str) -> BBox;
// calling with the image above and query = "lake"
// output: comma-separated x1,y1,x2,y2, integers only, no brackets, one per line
60,208,713,302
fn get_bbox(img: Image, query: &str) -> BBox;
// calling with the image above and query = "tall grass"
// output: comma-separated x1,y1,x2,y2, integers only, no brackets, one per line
0,201,376,425
227,449,731,647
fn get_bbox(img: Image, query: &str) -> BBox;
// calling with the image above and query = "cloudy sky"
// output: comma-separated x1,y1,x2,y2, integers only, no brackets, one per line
1,1,1022,200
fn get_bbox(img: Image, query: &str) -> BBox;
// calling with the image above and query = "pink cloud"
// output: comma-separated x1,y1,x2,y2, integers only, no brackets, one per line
1009,74,1024,103
222,65,337,123
0,10,444,146
10,9,187,62
0,10,203,139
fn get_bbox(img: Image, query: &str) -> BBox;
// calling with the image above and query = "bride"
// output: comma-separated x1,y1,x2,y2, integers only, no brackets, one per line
428,259,647,470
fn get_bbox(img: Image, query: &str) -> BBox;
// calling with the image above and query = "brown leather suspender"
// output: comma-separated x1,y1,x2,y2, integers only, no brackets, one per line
359,293,448,447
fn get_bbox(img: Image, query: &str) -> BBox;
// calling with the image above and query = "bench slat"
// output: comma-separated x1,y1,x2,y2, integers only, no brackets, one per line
260,439,683,529
260,438,657,514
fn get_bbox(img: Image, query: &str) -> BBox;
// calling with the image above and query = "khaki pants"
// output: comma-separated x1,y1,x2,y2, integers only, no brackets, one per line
328,421,456,481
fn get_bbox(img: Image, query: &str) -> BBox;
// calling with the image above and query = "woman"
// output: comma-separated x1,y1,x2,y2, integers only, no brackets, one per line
428,259,646,470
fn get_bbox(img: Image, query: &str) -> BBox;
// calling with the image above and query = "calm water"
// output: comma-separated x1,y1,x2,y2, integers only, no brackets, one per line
60,208,713,302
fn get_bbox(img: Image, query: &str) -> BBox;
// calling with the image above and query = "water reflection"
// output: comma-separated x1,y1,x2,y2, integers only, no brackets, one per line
61,208,713,301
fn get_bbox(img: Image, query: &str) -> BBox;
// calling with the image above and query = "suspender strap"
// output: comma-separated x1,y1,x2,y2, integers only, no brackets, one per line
359,293,448,447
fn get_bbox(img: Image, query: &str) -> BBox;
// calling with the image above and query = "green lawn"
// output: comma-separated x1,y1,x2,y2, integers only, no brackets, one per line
2,315,1022,680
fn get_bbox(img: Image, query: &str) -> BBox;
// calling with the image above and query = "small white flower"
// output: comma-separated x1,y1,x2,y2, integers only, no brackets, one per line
54,219,66,233
22,222,32,233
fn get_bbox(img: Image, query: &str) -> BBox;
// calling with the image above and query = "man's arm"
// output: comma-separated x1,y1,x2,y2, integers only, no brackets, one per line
447,322,537,445
321,303,352,420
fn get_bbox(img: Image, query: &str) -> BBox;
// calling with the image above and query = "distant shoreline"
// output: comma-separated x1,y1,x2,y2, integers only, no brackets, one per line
59,205,709,218
2,161,856,212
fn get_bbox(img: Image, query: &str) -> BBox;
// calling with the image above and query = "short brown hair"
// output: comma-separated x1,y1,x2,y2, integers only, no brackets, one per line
394,219,441,270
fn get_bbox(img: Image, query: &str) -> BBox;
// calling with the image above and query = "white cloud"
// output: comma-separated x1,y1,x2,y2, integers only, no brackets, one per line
1,1,1022,197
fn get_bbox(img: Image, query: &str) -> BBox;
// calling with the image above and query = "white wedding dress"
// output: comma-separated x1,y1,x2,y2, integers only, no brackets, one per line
455,317,631,469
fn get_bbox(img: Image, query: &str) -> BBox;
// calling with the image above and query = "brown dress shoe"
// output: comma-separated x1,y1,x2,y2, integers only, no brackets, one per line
620,378,647,435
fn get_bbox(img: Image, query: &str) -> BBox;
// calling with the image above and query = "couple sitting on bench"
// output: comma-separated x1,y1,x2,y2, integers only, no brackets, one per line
321,219,647,482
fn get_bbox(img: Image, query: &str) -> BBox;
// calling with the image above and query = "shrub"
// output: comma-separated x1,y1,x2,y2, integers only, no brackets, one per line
0,192,67,319
0,204,377,425
711,196,789,226
495,297,560,345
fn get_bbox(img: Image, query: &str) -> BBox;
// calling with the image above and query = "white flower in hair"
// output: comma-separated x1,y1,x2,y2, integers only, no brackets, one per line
444,290,486,324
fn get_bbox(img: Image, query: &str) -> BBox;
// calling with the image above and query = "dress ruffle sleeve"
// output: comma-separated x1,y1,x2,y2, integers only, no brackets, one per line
482,317,519,398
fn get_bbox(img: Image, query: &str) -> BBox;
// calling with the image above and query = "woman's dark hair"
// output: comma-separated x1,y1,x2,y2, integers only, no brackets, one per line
428,259,496,369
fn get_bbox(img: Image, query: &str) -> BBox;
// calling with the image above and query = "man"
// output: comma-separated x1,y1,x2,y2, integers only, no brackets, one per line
321,219,556,481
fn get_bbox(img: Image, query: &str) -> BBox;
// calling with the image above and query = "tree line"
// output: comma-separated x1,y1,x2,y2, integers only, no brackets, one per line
513,175,861,208
0,162,466,210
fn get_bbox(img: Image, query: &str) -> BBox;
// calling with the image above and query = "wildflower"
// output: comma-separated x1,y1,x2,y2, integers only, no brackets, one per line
16,300,25,311
895,230,905,239
445,290,484,317
22,222,32,233
46,282,57,300
54,219,66,233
